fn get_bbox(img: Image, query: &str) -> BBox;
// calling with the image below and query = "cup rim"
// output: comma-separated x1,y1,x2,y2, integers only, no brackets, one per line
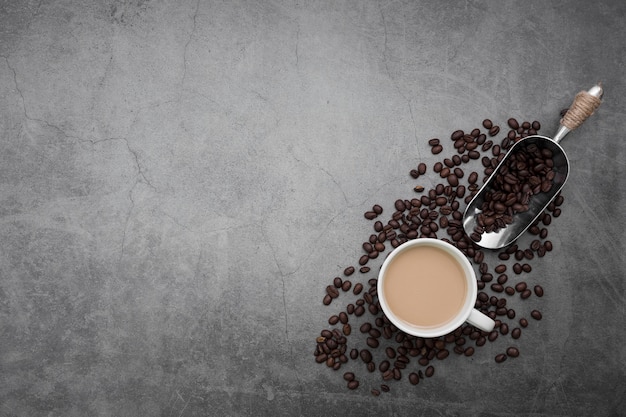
377,238,477,338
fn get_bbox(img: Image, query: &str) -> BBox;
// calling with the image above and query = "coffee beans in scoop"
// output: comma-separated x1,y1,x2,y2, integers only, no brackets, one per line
315,117,560,395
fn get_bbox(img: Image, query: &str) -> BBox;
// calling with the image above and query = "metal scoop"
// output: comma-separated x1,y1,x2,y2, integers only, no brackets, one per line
462,84,603,250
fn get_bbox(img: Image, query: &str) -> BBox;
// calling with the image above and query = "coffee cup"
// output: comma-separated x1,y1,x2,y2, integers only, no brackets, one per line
377,238,495,338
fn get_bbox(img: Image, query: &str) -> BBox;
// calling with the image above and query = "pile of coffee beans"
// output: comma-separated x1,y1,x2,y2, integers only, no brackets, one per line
314,117,562,395
470,119,559,240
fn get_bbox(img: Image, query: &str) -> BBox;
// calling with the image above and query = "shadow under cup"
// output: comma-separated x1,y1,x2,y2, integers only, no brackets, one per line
377,238,494,338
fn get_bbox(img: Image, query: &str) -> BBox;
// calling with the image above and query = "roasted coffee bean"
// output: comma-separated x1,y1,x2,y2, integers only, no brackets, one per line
513,263,523,274
333,277,343,288
367,337,379,348
507,118,519,129
495,264,507,273
360,349,373,363
349,348,359,360
339,312,348,324
511,328,521,339
451,129,464,140
343,371,355,382
431,144,443,154
353,283,364,295
341,281,352,292
515,282,527,292
323,294,332,305
347,380,359,390
489,125,500,136
326,337,338,349
483,119,493,129
329,315,339,325
425,366,435,377
354,305,365,316
362,242,373,253
320,330,333,339
495,353,507,363
534,285,544,297
344,266,355,276
488,331,498,342
506,347,520,358
368,304,379,315
363,292,373,304
531,310,543,320
409,372,420,385
519,318,529,328
315,352,327,363
520,289,532,299
436,349,450,360
491,283,504,293
326,285,339,298
364,211,377,220
381,347,395,359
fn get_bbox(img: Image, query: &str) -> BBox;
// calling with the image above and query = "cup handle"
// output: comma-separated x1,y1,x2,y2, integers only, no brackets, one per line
467,308,495,333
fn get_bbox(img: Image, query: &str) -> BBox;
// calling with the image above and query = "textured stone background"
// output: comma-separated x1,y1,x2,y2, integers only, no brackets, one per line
1,0,624,416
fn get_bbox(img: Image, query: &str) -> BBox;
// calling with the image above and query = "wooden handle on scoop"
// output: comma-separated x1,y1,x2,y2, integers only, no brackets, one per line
560,84,603,131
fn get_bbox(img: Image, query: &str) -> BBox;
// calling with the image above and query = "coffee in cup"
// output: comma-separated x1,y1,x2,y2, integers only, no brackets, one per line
377,238,494,338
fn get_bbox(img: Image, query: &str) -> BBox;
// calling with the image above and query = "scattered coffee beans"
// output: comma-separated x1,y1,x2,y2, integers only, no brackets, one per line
316,117,560,394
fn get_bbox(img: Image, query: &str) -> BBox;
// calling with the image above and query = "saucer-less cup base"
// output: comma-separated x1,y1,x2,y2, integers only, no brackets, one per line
377,238,495,338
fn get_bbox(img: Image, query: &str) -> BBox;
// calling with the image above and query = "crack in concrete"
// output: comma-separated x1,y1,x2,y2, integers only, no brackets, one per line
4,55,40,124
3,55,159,264
179,0,201,99
295,25,300,68
378,5,419,144
119,182,136,263
289,151,349,206
259,227,305,398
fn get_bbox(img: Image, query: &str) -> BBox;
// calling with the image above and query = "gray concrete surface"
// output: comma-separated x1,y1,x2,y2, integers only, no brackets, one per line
1,0,625,416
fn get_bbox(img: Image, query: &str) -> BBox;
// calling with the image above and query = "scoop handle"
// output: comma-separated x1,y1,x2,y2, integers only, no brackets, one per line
553,84,603,143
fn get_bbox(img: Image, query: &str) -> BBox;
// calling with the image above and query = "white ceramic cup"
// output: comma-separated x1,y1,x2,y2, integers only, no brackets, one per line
377,238,495,338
